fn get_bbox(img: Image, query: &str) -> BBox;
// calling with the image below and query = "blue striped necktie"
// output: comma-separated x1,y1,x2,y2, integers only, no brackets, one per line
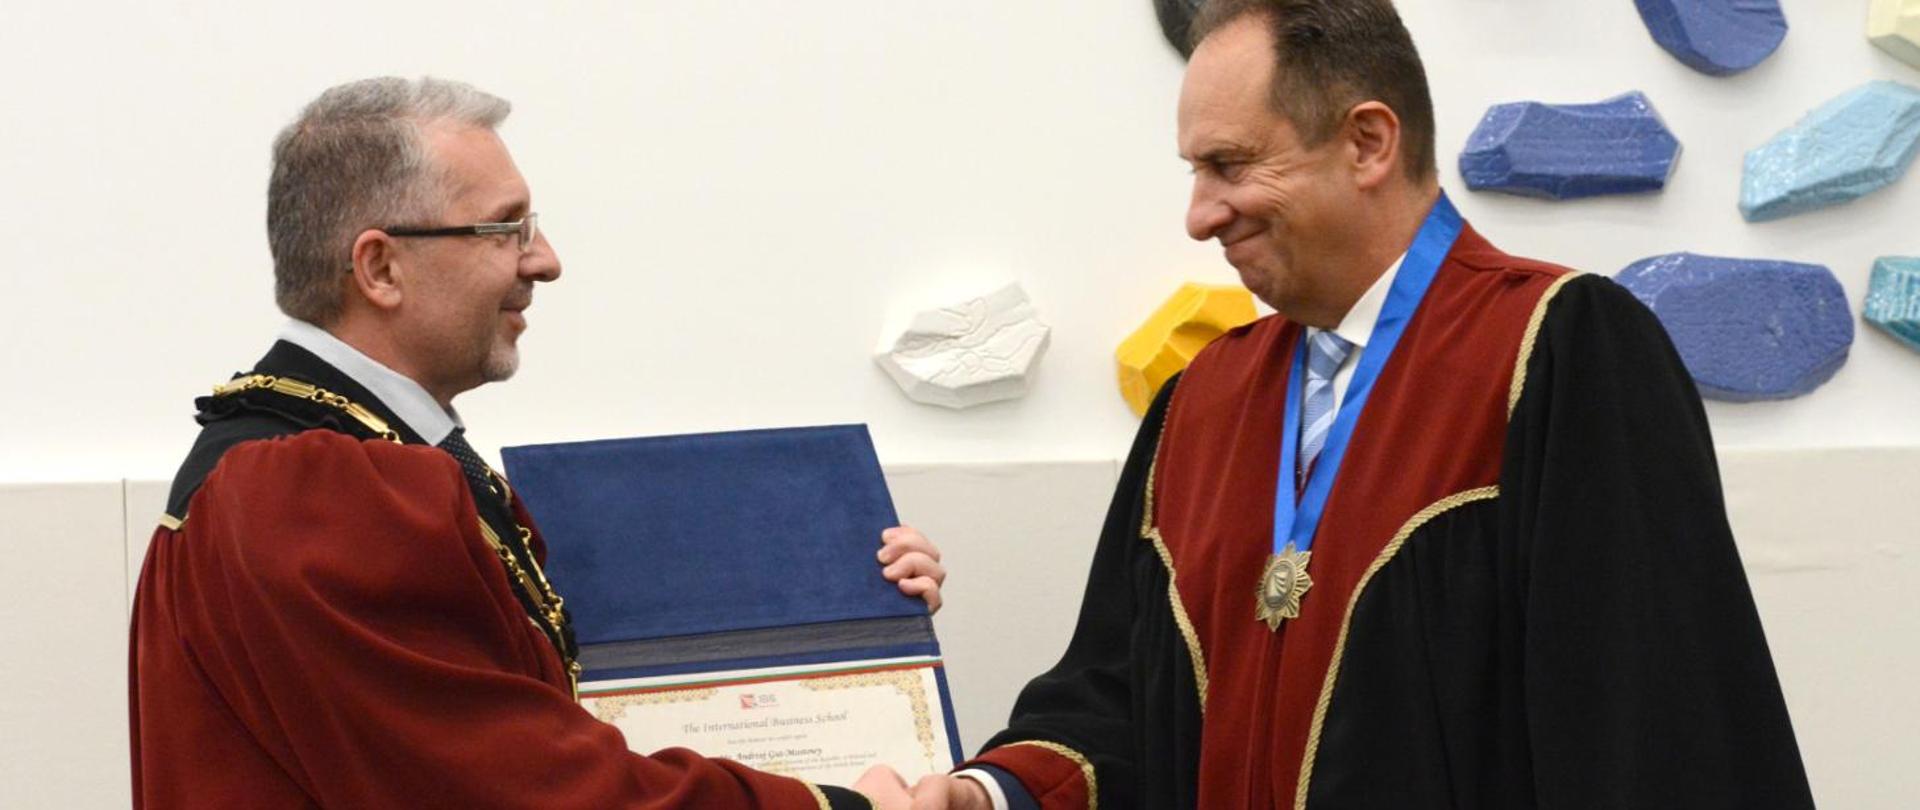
1299,330,1355,484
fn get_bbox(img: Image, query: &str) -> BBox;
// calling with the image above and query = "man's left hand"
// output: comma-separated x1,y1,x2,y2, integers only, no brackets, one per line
879,526,945,614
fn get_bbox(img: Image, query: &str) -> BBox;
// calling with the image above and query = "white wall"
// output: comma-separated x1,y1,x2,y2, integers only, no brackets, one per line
1722,447,1920,810
0,483,133,809
3,0,1919,482
3,0,1918,807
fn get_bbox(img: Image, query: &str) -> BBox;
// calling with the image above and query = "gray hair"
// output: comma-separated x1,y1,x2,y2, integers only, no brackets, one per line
267,76,511,324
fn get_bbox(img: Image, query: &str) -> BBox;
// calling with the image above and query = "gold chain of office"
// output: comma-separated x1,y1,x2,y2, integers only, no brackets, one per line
211,373,583,698
214,374,404,442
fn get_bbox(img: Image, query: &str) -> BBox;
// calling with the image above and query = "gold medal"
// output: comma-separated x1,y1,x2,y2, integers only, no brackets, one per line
1255,543,1314,631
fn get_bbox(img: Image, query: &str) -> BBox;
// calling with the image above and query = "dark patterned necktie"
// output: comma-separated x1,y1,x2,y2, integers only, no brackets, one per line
438,427,502,502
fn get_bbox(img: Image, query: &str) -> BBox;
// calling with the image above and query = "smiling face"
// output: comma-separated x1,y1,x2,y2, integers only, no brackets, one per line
389,123,562,400
1178,15,1364,325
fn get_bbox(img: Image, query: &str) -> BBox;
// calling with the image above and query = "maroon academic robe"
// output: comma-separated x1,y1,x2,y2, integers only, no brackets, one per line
129,342,869,809
964,223,1814,809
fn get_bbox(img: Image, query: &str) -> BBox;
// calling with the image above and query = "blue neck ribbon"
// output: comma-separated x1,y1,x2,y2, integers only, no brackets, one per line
1272,193,1464,556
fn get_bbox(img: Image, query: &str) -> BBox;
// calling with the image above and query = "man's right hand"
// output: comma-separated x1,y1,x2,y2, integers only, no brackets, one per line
853,765,914,809
907,773,994,810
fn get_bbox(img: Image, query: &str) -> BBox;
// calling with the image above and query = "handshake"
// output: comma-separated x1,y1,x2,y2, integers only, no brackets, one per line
852,765,994,810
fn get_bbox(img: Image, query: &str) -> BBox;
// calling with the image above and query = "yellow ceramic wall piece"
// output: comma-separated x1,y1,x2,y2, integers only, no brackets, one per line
1871,0,1920,69
1115,283,1259,416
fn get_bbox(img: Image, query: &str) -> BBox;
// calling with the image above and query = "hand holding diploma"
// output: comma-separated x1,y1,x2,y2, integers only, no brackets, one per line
879,526,946,613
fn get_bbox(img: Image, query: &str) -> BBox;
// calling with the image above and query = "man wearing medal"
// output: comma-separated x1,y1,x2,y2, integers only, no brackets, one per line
915,1,1816,807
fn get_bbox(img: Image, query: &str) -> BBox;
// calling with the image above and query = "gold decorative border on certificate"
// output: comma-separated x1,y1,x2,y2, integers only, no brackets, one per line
1004,740,1098,810
1508,272,1582,417
587,687,719,725
799,668,938,767
1139,431,1210,712
1293,485,1500,810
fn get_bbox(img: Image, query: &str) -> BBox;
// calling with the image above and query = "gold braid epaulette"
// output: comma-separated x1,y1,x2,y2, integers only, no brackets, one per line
213,374,403,443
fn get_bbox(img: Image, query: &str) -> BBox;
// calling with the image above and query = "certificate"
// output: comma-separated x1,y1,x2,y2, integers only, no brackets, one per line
584,657,956,785
503,425,966,780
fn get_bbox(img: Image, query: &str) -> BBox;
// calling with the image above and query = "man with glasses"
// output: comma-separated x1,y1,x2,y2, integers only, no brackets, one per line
129,76,939,809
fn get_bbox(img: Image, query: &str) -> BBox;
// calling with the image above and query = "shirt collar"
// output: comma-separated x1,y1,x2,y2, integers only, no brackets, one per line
277,320,463,444
1324,251,1408,349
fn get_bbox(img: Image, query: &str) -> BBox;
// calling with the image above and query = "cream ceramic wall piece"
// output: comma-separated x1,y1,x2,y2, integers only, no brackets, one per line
875,283,1051,409
1870,0,1920,69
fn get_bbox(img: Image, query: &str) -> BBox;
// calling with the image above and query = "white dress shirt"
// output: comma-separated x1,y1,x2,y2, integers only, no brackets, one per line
278,319,464,445
1310,250,1406,416
953,767,1011,809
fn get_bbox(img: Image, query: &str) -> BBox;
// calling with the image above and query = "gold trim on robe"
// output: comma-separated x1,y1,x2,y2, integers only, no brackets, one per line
1139,432,1210,712
802,781,839,810
1005,740,1100,810
1509,273,1582,416
1292,486,1502,810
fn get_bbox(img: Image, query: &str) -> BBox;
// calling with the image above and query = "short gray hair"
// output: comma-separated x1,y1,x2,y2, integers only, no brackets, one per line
267,76,511,324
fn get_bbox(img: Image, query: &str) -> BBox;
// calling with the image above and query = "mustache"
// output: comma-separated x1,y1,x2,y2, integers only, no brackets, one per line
504,284,534,311
1218,228,1261,247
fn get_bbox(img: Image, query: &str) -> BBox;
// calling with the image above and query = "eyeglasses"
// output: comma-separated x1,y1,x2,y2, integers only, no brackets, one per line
382,212,540,253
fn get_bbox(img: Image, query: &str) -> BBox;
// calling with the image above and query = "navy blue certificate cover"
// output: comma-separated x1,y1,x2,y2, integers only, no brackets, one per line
502,426,956,756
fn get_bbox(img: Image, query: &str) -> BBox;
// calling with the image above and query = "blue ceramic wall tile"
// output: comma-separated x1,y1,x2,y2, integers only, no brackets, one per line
1864,256,1920,352
1617,253,1853,401
1460,91,1681,200
1741,81,1920,222
1634,0,1788,75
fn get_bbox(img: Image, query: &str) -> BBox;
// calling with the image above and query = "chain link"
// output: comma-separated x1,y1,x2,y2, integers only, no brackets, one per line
211,371,574,696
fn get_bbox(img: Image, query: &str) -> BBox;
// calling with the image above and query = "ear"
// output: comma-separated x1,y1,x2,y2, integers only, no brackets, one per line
347,229,405,312
1343,101,1403,191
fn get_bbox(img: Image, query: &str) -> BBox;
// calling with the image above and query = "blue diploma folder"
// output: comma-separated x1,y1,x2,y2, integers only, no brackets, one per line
502,426,957,753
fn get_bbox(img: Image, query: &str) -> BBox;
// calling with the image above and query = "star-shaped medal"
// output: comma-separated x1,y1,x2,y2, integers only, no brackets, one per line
1255,543,1314,631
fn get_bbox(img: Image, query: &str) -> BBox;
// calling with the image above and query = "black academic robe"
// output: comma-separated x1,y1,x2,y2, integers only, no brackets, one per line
964,225,1815,809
